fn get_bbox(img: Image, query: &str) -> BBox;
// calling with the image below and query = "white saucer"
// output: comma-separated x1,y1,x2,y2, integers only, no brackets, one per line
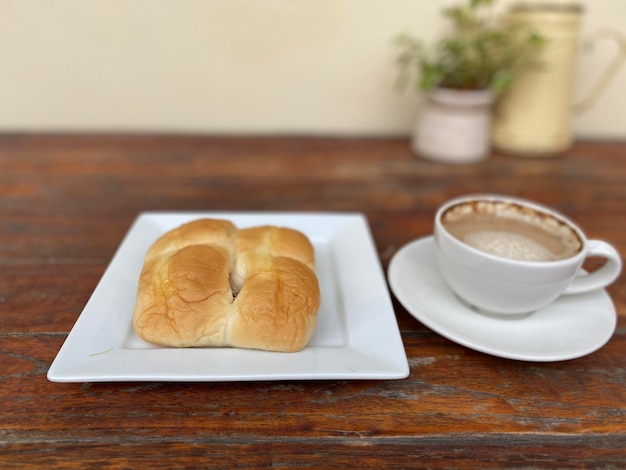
387,236,617,361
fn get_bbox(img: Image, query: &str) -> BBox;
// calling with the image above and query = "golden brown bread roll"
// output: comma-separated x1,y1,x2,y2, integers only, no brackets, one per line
132,219,320,352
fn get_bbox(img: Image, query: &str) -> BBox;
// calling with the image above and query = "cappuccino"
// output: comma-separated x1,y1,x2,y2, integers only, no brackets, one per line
442,201,582,262
435,195,622,314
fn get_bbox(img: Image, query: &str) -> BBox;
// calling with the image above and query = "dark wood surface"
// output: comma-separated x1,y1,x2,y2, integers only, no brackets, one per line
1,134,625,468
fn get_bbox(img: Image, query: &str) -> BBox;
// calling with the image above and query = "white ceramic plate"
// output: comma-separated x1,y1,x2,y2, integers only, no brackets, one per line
48,212,409,382
388,236,617,362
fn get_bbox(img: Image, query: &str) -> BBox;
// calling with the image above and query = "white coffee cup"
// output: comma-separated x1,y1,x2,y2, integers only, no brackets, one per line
434,194,622,315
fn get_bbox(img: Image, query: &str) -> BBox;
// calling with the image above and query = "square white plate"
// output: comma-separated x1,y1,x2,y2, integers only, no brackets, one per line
48,212,409,382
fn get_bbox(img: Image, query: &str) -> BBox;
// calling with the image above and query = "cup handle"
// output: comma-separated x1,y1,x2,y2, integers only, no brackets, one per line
574,28,626,114
563,240,623,294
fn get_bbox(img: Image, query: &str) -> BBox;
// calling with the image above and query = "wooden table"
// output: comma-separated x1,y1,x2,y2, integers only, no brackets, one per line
1,135,625,468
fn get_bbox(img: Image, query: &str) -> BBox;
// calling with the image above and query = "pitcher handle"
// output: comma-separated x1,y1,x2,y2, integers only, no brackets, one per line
574,28,626,114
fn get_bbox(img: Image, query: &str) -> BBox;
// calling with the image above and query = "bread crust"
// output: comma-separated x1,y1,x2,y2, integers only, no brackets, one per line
132,219,320,352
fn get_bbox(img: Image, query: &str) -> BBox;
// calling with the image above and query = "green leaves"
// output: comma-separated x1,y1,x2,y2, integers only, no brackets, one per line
394,0,544,93
471,0,494,7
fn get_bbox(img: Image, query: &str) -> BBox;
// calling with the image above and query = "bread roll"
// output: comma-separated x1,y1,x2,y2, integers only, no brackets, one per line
132,219,320,352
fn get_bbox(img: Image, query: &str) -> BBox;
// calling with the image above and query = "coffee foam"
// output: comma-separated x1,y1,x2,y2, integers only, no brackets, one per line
442,200,583,261
464,231,556,261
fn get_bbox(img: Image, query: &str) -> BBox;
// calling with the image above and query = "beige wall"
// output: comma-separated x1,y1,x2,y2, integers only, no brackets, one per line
0,0,624,138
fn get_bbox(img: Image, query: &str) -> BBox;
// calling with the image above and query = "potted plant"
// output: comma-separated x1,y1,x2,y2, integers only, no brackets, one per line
395,0,544,163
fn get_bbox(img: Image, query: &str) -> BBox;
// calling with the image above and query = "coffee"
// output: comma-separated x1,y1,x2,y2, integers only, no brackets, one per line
435,195,621,315
442,201,582,262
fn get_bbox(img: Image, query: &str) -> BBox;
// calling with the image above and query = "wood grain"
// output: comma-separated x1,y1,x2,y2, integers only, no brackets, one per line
0,134,625,468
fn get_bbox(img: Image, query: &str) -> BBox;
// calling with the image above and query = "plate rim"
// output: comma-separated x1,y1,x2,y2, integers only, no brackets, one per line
48,211,409,382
